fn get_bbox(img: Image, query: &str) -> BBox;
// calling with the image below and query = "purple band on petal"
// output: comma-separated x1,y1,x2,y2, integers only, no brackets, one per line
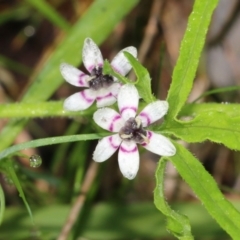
108,136,120,149
141,131,152,146
139,112,151,126
120,107,137,115
80,91,94,103
109,115,121,132
96,92,113,101
79,73,86,86
120,144,138,153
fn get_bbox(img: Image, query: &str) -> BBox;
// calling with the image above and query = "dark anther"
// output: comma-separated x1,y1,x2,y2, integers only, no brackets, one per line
89,67,114,90
119,117,147,144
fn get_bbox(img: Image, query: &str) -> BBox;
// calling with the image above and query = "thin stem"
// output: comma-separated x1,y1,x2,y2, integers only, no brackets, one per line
57,161,99,240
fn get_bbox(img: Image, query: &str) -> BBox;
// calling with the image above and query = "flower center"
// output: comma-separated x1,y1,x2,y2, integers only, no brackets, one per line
88,67,114,90
119,117,148,144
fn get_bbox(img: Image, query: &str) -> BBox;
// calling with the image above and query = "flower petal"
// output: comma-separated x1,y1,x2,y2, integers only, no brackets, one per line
93,135,121,162
118,84,139,121
96,88,117,108
118,141,139,180
93,108,124,132
111,46,137,76
138,101,169,127
142,131,176,156
108,82,122,97
63,89,96,111
82,38,103,73
60,63,89,87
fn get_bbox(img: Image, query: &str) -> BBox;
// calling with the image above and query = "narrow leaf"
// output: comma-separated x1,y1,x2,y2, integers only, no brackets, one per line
167,0,219,119
124,51,155,103
192,86,240,103
103,60,130,84
24,0,70,31
3,160,34,224
0,184,5,225
168,142,240,239
0,101,95,118
154,158,193,239
0,133,109,161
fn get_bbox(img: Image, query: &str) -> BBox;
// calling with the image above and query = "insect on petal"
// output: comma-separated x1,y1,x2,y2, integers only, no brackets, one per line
111,46,137,76
60,63,89,87
63,89,96,111
138,101,169,127
82,38,103,73
118,141,139,180
93,135,121,162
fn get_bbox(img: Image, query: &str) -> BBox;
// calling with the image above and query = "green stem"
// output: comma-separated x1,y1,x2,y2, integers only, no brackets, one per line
0,101,95,118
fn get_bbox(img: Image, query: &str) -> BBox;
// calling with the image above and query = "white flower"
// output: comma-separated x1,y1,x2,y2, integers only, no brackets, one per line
60,38,137,111
93,84,176,180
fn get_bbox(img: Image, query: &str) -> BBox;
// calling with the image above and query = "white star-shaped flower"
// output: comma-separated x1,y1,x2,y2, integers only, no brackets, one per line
60,38,137,111
93,84,176,180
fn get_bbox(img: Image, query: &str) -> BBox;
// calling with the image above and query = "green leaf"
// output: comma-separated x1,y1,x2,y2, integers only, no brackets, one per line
161,105,240,150
0,54,32,76
24,0,70,31
154,158,193,239
0,184,5,225
2,160,34,224
103,60,131,84
167,0,219,119
192,86,240,103
179,103,240,118
0,101,95,118
167,142,240,239
0,0,140,151
0,133,109,162
0,5,30,26
124,51,155,103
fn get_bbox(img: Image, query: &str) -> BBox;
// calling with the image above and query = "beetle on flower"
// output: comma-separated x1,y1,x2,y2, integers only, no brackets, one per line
93,84,176,180
60,38,137,111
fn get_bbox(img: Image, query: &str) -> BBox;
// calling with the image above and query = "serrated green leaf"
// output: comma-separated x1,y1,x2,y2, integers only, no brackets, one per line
0,184,5,225
167,0,219,119
161,105,240,150
124,51,155,103
0,0,140,151
179,103,240,118
154,158,193,239
167,142,240,239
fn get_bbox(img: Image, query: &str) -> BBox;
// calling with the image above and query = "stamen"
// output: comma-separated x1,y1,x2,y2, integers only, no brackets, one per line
95,60,99,69
120,133,132,139
87,76,96,82
139,133,149,144
135,117,142,128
